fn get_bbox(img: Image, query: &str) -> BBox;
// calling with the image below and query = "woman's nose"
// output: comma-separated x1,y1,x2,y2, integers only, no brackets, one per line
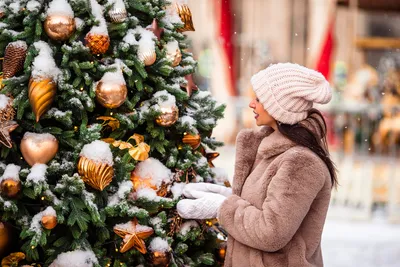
249,99,256,108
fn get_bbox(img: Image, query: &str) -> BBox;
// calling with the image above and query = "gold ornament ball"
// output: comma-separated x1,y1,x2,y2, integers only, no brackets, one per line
0,222,9,254
20,133,59,166
44,14,76,41
41,215,57,230
96,81,127,109
78,156,114,191
0,179,21,198
150,251,171,267
155,106,179,127
85,33,110,55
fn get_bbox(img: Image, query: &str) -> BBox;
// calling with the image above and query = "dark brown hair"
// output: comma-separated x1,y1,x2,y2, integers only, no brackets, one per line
277,108,338,188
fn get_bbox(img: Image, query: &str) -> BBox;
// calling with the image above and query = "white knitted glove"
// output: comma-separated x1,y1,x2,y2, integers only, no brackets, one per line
177,191,226,220
183,182,232,198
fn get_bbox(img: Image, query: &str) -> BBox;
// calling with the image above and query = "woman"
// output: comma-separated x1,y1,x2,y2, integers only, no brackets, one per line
177,63,337,267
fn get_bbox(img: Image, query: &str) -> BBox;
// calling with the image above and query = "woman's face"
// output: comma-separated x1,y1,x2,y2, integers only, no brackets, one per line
249,98,277,129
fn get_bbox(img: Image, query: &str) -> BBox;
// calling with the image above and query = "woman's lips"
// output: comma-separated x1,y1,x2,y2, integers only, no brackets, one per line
253,111,259,119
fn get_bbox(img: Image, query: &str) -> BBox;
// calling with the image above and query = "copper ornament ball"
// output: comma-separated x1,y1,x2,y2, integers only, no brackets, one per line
155,106,179,127
41,215,57,230
0,222,9,255
182,133,201,149
150,251,171,266
44,15,76,41
96,81,127,109
0,179,21,198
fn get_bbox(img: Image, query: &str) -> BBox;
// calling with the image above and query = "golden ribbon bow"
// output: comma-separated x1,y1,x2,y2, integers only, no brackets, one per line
103,134,150,161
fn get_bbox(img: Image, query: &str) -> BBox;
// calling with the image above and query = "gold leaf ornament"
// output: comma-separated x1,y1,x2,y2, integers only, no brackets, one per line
1,252,25,267
97,116,120,131
28,77,56,122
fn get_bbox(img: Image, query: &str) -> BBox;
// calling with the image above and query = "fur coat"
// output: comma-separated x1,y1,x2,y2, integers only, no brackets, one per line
218,127,332,267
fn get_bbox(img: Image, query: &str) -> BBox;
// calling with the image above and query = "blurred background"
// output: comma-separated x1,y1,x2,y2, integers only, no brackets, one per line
181,0,400,266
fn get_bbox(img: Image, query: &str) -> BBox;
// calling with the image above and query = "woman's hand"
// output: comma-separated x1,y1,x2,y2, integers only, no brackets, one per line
182,182,232,198
177,190,226,219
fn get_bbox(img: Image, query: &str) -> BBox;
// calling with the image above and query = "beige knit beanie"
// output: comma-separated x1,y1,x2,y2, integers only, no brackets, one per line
250,63,332,125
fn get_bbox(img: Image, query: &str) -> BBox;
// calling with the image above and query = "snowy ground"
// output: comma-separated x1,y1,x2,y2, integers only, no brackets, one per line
214,145,400,267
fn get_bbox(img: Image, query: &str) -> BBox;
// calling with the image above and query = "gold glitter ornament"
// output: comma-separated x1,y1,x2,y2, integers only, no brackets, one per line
155,106,179,127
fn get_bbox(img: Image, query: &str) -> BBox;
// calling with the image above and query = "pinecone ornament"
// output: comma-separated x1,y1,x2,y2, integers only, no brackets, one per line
3,41,28,79
85,33,110,55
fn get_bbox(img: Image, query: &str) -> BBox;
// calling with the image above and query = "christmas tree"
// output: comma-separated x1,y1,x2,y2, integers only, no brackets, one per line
0,0,227,266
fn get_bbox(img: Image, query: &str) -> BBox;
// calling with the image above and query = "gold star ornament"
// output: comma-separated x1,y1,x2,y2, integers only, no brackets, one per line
182,74,198,97
206,152,220,168
113,218,154,254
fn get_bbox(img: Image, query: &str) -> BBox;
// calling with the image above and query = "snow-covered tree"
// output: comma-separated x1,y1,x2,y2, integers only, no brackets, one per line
0,0,226,266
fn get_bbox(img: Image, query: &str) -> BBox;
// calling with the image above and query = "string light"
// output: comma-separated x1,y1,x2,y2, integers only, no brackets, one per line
80,87,84,91
110,112,114,116
115,248,118,252
41,196,45,201
31,246,35,249
74,126,78,132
